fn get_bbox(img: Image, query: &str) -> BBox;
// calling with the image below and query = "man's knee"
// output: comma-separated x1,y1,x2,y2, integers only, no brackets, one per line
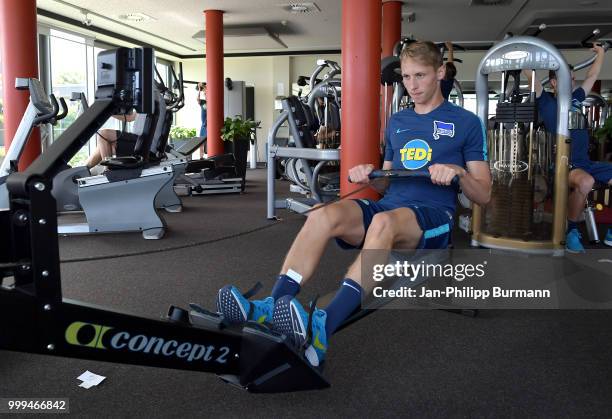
98,129,116,142
368,212,411,239
369,212,394,233
305,203,345,234
570,173,594,196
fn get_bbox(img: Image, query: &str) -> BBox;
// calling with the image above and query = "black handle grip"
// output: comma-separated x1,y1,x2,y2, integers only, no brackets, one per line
373,169,460,186
49,94,60,116
349,169,459,186
55,97,68,121
33,94,59,125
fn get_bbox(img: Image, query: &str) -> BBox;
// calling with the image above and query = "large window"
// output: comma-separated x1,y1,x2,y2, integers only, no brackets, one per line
47,29,98,165
463,93,498,119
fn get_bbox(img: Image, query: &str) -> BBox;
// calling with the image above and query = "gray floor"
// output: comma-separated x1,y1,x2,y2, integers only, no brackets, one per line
2,169,612,417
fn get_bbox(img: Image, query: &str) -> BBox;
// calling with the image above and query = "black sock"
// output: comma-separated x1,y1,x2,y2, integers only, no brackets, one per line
324,279,363,337
567,220,578,234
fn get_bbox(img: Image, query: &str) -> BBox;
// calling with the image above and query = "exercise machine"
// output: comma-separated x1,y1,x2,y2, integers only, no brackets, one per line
167,70,247,196
53,87,186,215
267,60,342,219
49,50,184,240
0,78,67,210
471,36,572,255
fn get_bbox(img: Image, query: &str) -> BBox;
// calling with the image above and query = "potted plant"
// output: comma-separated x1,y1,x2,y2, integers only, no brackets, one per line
220,116,260,179
169,126,197,142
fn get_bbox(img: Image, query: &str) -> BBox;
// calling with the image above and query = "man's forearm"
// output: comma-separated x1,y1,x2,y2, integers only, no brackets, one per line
585,53,604,80
459,171,491,206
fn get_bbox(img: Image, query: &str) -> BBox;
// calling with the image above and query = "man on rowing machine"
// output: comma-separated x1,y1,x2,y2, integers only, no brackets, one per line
217,41,491,367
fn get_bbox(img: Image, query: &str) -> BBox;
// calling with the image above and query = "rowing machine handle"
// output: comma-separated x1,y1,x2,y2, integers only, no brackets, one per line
349,169,459,185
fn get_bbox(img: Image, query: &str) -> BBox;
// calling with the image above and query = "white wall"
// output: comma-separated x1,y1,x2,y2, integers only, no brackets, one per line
290,54,342,91
178,57,274,162
176,53,345,162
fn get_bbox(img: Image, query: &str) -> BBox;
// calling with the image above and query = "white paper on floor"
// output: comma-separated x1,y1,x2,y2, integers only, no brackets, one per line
77,370,106,389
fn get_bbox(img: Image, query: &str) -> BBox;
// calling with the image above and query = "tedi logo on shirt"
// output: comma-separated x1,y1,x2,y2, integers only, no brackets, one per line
400,139,432,170
433,120,455,140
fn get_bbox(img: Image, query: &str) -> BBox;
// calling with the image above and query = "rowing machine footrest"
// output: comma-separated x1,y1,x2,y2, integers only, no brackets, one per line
235,323,330,393
188,303,228,330
166,305,190,324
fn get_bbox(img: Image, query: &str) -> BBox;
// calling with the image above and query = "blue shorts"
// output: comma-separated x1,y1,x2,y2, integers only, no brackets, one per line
576,161,612,185
335,199,454,250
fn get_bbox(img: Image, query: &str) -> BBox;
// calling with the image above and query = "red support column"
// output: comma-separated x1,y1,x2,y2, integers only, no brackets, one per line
204,9,224,157
380,1,402,152
341,0,382,198
0,0,40,169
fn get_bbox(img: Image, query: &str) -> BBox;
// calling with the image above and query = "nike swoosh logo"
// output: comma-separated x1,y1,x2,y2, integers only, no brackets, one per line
396,128,412,134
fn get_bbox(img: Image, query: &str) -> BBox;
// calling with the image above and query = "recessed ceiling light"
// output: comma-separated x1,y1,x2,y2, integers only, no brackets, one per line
118,13,156,23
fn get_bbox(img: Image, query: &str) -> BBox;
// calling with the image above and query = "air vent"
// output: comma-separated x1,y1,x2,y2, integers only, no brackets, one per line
469,0,512,5
118,13,156,22
279,2,322,14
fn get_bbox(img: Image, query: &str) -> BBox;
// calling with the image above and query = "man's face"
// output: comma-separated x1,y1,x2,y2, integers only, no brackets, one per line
400,57,444,105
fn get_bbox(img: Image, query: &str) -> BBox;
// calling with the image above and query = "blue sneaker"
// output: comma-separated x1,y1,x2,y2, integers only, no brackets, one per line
604,229,612,247
272,295,328,367
566,228,585,253
216,286,274,324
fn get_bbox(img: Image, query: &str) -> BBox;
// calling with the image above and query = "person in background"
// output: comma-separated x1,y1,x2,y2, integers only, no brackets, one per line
85,112,138,169
440,41,458,101
525,44,611,251
197,82,207,138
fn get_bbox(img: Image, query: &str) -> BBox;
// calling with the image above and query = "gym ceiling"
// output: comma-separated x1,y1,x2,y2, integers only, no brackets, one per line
36,0,612,59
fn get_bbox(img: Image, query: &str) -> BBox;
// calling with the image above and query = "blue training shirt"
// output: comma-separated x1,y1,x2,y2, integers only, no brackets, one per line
536,87,590,168
381,100,487,214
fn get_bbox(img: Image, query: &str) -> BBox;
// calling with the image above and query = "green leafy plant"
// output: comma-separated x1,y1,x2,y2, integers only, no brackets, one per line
220,116,260,143
169,126,197,140
594,116,612,144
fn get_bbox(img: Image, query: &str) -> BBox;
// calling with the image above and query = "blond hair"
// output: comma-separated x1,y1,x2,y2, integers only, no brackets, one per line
400,41,443,69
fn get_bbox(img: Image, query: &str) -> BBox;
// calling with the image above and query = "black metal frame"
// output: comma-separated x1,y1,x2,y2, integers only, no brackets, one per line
0,46,328,394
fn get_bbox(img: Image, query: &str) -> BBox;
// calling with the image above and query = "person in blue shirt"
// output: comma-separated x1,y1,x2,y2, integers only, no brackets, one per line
440,41,457,101
216,41,491,367
527,44,611,252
